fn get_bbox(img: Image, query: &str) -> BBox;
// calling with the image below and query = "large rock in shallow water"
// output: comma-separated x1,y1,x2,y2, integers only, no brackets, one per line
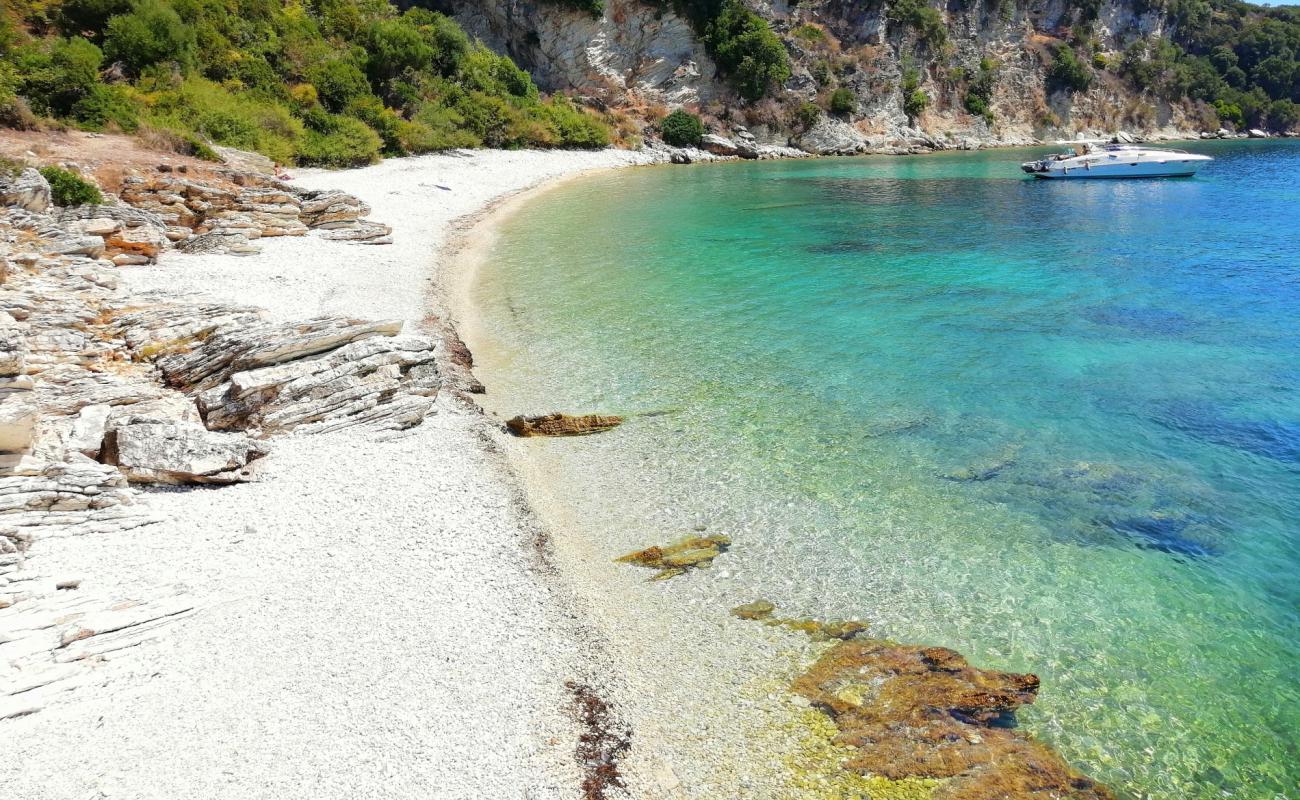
101,421,267,484
791,639,1113,799
506,412,623,437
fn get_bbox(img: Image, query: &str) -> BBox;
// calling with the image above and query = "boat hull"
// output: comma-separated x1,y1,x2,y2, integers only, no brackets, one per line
1029,160,1208,179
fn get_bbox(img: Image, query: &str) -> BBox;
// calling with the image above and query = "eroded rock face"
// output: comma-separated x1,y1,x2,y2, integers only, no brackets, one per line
448,0,719,105
506,412,623,437
791,640,1114,800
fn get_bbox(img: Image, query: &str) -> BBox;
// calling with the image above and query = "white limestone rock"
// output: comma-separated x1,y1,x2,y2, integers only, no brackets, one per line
102,421,268,485
0,169,51,213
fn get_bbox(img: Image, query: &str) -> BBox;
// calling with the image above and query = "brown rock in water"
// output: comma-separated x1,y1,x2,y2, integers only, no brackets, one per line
506,413,623,437
731,599,776,620
731,600,867,639
791,639,1114,800
616,534,730,580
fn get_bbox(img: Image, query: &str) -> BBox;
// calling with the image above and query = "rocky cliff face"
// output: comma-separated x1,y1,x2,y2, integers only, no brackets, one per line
434,0,1212,148
438,0,722,105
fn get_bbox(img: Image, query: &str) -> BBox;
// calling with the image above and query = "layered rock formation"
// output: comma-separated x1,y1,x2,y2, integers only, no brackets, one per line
0,160,432,719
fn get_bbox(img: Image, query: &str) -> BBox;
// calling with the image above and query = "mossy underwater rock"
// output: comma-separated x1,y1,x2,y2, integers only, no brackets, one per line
729,600,868,640
792,640,1114,800
506,412,623,437
615,534,730,580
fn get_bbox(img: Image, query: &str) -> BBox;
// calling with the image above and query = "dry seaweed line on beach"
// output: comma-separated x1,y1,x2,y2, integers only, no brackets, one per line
566,680,633,800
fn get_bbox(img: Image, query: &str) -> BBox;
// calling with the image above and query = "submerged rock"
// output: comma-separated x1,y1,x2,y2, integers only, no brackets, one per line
792,640,1114,800
730,599,776,620
616,533,730,580
941,444,1021,482
506,412,623,437
731,600,867,640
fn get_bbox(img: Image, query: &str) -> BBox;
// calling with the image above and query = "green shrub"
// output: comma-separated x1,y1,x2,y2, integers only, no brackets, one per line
1268,99,1299,132
308,59,370,113
888,0,947,49
901,70,929,121
828,87,855,115
39,166,104,206
793,100,821,130
660,108,705,146
409,101,482,150
71,83,140,131
677,0,789,101
298,112,382,166
56,0,133,38
17,37,103,116
534,96,610,149
103,0,195,75
962,57,996,123
146,78,303,164
460,45,538,100
1046,44,1093,93
365,17,434,87
811,59,832,87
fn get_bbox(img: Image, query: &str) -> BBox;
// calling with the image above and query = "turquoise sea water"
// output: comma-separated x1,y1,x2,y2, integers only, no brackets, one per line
472,141,1300,799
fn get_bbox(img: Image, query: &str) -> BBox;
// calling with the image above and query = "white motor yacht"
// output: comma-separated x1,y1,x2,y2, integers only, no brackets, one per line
1021,142,1212,179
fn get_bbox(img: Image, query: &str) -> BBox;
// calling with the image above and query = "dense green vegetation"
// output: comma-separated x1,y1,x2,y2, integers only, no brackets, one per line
901,68,929,121
0,0,610,165
660,108,704,145
39,164,103,205
1053,0,1300,129
1047,42,1095,93
962,57,997,123
674,0,790,100
888,0,947,50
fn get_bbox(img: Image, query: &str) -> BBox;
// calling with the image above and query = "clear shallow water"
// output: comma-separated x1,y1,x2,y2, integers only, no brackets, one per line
473,142,1300,799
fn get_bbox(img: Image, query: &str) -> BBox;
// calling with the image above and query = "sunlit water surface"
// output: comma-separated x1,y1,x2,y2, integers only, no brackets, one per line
472,141,1300,798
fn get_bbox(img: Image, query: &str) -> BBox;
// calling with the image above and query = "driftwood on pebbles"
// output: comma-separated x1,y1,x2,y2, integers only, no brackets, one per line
0,156,429,718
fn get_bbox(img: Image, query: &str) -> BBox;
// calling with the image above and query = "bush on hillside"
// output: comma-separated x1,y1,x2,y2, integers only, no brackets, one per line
901,70,929,121
702,0,791,101
660,108,705,146
888,0,947,49
298,112,382,167
1047,43,1094,93
39,165,103,206
829,87,855,115
102,0,195,75
15,36,103,117
792,101,821,130
309,59,371,114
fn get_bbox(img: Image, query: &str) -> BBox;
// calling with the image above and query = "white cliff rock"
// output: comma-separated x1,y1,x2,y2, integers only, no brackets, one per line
450,0,719,105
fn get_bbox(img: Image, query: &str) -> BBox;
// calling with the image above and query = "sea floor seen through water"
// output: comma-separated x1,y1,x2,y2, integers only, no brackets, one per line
470,141,1300,799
